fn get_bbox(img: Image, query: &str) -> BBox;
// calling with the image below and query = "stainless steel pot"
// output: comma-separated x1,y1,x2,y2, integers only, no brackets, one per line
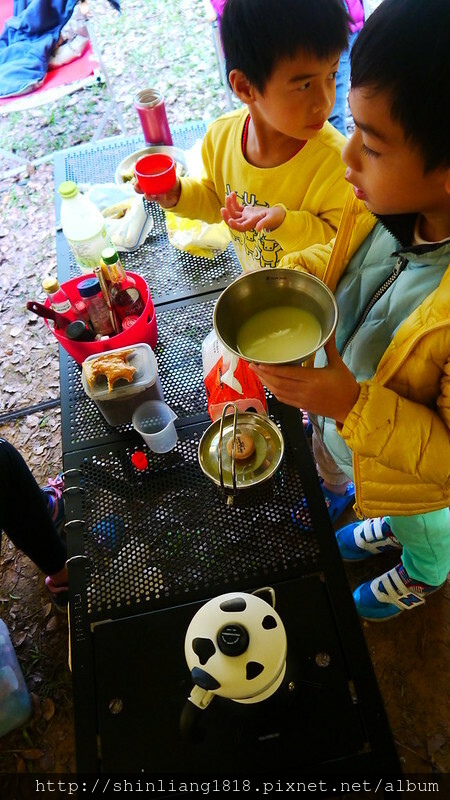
213,267,338,366
198,403,284,505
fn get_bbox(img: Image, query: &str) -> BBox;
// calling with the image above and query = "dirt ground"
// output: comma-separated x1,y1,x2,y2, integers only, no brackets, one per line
0,0,448,785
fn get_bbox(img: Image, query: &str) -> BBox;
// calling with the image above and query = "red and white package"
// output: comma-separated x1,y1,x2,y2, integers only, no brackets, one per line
202,330,267,422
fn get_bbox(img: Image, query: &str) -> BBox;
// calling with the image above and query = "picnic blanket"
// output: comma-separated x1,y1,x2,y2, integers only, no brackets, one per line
0,0,81,97
0,0,120,99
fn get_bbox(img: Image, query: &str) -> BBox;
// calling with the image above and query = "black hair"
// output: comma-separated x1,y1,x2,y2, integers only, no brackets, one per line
221,0,349,94
351,0,450,172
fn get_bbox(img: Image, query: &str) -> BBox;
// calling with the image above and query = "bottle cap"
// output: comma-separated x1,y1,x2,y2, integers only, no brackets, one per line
42,276,60,294
131,451,148,471
101,246,119,264
77,277,101,298
58,180,79,200
74,299,88,314
65,320,95,342
121,315,139,330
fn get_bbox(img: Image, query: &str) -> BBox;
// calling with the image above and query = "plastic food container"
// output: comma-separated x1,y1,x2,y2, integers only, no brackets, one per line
81,344,164,426
44,272,157,365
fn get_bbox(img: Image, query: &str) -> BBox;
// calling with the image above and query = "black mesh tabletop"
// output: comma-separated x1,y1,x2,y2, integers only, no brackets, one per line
56,129,401,781
63,402,322,623
54,125,241,303
60,293,220,452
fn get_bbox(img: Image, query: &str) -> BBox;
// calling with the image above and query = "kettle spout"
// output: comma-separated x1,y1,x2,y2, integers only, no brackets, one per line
179,684,214,740
191,666,221,693
188,683,215,711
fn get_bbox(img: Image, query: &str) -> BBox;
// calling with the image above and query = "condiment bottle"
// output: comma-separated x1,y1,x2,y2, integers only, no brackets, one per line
73,299,91,324
94,265,120,334
58,181,111,274
65,320,96,342
101,247,145,324
42,276,75,316
77,277,115,336
100,245,126,284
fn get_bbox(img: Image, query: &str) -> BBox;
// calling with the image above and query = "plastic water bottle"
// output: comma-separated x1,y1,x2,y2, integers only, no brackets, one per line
58,181,111,275
0,619,32,737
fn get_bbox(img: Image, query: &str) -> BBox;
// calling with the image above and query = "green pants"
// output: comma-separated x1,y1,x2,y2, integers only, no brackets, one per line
311,420,449,586
388,509,450,586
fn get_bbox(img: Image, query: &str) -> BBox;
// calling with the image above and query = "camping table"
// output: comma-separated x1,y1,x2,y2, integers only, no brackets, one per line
53,128,401,783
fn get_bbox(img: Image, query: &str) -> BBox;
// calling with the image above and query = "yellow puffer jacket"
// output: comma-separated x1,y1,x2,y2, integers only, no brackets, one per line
282,190,450,518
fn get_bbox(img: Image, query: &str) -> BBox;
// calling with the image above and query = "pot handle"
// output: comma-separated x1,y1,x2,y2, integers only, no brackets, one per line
217,402,238,498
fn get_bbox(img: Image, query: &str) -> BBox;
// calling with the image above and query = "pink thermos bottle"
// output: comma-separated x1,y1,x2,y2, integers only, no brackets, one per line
134,89,173,146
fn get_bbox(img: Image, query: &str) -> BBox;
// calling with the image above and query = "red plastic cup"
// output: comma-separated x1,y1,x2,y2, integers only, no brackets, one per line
134,153,176,195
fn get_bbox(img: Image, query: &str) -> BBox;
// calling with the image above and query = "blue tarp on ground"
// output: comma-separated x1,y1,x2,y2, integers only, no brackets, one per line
0,0,80,97
0,0,120,99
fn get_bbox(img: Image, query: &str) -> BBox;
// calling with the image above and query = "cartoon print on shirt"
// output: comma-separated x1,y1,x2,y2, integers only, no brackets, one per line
255,235,282,268
225,186,283,269
244,228,258,258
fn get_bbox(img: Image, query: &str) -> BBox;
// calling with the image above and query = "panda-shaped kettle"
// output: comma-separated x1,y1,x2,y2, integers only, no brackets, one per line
184,587,287,716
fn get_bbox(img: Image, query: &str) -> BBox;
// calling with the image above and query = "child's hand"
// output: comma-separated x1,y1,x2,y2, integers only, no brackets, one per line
249,336,361,424
221,192,286,232
135,178,182,209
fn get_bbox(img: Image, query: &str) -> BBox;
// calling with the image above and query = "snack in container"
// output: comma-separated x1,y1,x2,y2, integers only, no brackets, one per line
83,349,137,393
81,344,164,426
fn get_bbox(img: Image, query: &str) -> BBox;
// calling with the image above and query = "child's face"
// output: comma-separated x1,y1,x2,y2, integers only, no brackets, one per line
343,88,448,218
252,50,340,140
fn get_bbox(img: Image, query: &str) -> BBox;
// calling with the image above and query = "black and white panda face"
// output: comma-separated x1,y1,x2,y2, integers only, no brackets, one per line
185,592,287,702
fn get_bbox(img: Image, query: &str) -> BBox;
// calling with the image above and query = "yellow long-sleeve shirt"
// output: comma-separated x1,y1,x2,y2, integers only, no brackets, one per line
172,107,352,271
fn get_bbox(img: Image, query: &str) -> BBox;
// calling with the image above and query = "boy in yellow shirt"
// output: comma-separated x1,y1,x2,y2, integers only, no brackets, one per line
146,0,372,271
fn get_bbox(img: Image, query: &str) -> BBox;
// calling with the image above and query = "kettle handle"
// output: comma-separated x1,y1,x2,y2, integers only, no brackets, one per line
252,586,276,609
188,684,215,710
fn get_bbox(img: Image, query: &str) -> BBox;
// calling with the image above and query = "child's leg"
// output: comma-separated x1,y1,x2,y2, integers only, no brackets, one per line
310,417,351,492
388,509,450,587
350,508,449,620
309,418,354,522
329,30,359,135
0,438,67,577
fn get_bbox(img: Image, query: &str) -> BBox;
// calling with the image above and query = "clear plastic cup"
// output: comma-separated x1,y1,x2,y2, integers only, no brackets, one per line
132,400,178,453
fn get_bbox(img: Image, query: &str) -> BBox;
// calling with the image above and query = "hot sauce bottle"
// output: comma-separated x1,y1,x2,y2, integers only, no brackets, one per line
100,247,145,328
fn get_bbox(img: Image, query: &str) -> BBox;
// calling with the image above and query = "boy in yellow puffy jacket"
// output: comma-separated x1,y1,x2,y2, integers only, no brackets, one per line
251,0,450,621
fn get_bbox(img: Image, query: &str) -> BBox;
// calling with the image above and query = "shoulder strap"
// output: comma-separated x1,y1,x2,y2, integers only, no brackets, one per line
322,187,360,293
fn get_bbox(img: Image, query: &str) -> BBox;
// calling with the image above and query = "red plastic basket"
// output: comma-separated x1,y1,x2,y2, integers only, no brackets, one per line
44,272,157,365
